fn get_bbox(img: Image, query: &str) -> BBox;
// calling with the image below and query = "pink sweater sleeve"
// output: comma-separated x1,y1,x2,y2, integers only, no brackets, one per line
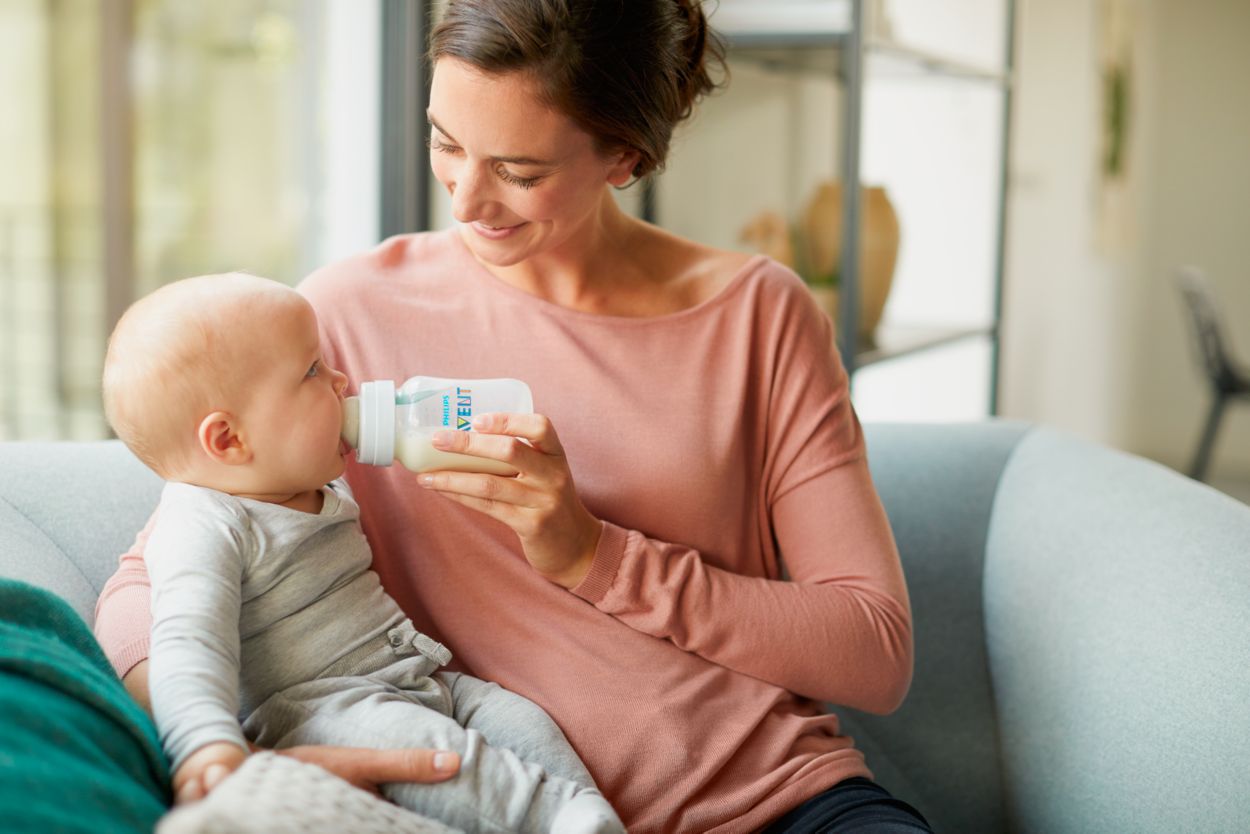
93,512,158,678
573,459,913,714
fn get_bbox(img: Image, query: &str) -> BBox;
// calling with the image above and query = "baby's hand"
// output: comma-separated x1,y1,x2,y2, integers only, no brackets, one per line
173,741,248,805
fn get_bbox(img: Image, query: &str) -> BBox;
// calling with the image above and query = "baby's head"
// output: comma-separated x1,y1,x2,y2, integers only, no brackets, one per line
103,273,348,498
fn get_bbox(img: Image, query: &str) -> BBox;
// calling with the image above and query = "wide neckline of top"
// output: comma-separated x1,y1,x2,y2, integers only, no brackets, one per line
238,484,340,517
176,481,340,518
446,226,768,327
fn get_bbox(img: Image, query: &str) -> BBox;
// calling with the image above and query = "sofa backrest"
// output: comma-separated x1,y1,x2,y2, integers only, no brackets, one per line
0,442,162,624
857,420,1032,834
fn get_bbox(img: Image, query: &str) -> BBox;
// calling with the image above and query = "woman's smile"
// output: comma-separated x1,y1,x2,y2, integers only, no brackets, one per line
470,220,529,240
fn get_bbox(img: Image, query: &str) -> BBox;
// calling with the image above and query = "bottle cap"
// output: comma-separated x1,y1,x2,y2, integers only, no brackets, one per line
356,379,396,466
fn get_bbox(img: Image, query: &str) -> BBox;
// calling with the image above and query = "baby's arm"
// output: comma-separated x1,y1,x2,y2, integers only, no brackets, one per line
145,484,253,797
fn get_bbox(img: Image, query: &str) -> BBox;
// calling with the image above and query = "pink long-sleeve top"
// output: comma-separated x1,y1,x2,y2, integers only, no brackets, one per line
94,229,913,833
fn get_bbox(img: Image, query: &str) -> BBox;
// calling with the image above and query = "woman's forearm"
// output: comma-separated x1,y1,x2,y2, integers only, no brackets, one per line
94,514,157,680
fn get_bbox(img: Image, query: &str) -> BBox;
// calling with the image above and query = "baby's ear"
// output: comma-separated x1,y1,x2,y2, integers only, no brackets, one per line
197,412,249,465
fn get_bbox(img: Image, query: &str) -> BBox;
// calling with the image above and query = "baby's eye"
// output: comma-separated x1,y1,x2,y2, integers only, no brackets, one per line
306,361,320,378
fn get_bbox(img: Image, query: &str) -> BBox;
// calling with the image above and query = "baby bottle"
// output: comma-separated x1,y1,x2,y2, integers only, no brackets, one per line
341,376,533,475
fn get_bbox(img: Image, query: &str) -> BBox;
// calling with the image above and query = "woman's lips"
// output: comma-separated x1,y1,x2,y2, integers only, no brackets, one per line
470,220,528,240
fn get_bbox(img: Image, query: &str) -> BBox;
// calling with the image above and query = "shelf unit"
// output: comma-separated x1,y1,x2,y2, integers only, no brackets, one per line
647,0,1016,413
384,0,1015,413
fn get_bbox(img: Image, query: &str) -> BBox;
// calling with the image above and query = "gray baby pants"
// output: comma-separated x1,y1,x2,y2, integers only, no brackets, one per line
241,621,622,834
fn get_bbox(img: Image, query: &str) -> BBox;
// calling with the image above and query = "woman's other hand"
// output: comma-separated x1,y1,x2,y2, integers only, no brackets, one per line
419,412,601,588
275,744,461,797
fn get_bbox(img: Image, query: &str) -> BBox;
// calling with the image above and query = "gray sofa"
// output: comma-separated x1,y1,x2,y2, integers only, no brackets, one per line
2,421,1248,833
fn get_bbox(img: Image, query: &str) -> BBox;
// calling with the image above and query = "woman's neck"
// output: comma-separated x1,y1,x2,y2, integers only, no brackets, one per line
479,191,655,312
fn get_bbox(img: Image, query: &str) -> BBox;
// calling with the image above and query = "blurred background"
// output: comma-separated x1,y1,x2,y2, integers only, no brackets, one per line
1,0,1248,502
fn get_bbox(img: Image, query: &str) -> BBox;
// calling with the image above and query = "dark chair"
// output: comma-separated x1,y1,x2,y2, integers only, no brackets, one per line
1176,266,1250,481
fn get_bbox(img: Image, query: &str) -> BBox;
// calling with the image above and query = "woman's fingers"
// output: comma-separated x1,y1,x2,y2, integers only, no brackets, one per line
419,469,536,510
471,412,565,455
431,426,534,468
423,411,598,587
275,745,460,794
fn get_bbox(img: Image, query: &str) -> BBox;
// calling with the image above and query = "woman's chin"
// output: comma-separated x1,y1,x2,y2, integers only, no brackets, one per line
466,240,534,268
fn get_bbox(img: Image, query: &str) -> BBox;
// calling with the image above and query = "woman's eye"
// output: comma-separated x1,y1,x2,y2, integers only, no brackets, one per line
496,165,540,190
427,137,459,155
427,134,540,189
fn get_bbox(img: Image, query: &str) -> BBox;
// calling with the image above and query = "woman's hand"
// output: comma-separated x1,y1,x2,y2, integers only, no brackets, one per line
418,412,602,589
175,744,459,804
274,744,460,797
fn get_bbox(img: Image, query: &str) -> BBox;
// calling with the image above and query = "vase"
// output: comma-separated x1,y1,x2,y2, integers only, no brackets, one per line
798,180,901,347
737,210,795,268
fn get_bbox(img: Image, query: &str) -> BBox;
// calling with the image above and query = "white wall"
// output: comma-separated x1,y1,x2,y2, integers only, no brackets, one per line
1002,0,1250,480
1001,0,1151,449
1135,0,1250,477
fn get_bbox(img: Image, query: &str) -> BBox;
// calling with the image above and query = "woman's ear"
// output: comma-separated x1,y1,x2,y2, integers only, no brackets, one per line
606,149,642,187
197,412,250,465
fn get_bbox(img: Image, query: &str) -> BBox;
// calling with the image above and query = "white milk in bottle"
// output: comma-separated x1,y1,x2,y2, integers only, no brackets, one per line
341,376,533,475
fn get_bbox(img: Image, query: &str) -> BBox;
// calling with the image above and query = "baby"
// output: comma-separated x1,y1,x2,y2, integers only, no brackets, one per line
102,272,623,834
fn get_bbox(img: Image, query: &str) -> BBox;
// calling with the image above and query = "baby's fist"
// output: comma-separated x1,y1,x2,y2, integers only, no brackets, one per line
173,741,248,805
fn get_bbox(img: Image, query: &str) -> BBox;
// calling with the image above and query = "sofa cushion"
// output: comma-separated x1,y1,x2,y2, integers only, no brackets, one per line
0,578,169,833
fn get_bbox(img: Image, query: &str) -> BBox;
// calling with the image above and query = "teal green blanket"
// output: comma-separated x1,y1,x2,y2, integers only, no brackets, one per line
0,579,169,833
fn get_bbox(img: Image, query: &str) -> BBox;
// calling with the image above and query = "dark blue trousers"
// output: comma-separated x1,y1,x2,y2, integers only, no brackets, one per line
760,778,934,833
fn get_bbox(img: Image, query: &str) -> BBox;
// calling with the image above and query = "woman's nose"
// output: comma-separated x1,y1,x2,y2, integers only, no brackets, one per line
449,163,492,223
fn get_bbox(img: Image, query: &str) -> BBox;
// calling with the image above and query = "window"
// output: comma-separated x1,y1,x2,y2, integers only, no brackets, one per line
0,0,380,440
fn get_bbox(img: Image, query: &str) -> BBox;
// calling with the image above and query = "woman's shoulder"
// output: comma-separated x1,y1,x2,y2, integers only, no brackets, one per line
639,223,807,311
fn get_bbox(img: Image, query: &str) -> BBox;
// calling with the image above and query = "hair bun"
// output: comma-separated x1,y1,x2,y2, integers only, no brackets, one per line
675,0,708,71
672,0,725,120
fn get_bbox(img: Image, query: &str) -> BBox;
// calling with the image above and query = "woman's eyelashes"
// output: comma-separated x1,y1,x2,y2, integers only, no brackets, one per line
494,165,540,190
427,137,542,190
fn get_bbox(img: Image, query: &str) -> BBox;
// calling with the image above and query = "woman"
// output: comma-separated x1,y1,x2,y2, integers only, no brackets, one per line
95,1,931,830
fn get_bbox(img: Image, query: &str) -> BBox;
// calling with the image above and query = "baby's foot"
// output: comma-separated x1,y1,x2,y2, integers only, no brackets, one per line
549,792,625,834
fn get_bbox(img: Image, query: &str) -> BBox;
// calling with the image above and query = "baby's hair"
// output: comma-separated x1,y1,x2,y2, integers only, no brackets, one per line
102,272,295,478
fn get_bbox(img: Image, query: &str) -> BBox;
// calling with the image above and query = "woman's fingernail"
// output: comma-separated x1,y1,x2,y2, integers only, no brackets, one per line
417,474,433,486
434,752,459,772
472,413,490,429
432,431,453,449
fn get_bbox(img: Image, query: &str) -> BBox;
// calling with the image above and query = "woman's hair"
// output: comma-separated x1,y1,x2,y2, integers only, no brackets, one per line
430,0,728,179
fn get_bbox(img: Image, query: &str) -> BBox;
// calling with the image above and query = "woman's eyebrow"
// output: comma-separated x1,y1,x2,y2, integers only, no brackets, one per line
426,112,557,166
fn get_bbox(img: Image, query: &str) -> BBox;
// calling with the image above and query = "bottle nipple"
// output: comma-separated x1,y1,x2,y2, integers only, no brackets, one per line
341,397,361,450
